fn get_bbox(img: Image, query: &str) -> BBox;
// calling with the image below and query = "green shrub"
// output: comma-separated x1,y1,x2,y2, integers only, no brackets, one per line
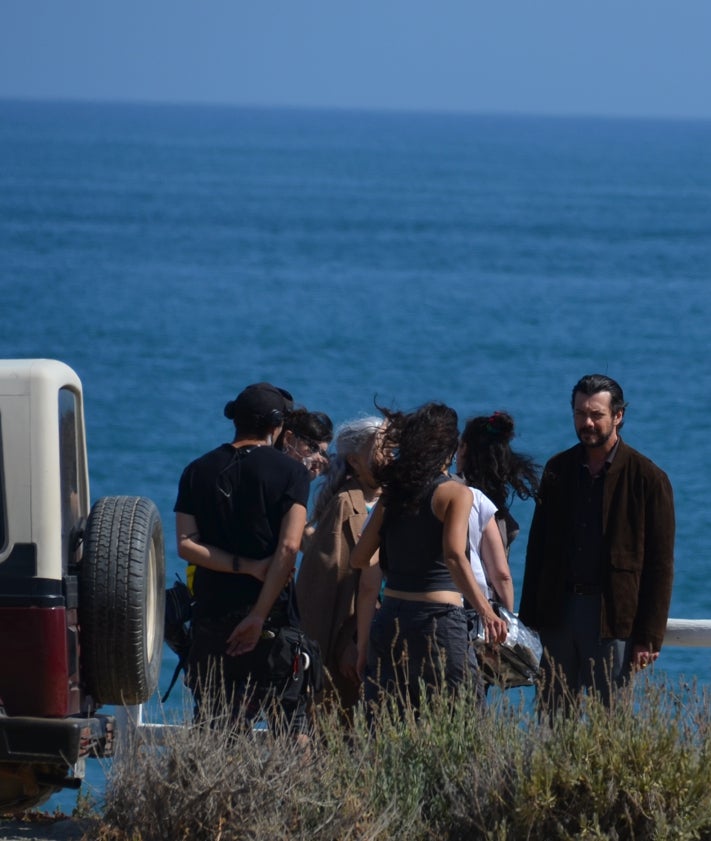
98,677,711,840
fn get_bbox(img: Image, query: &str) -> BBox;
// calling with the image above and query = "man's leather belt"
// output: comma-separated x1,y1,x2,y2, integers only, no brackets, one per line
565,582,601,595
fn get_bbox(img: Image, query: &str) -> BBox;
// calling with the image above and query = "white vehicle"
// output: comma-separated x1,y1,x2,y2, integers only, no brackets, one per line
0,359,165,812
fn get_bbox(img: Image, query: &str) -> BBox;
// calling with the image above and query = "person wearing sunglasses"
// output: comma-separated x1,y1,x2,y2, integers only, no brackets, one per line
277,408,334,480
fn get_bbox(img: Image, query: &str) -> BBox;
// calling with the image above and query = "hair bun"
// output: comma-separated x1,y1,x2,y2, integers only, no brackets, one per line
224,400,236,420
487,411,514,442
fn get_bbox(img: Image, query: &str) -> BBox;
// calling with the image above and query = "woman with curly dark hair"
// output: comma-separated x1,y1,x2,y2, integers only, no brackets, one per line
351,402,507,716
457,411,540,556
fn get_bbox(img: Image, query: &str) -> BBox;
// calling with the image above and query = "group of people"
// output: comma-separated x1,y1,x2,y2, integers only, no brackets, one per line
173,372,675,730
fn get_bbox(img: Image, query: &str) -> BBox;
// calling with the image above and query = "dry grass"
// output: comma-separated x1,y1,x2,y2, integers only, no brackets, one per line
94,675,711,840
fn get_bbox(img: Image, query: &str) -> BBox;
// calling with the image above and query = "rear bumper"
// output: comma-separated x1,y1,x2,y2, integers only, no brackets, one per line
0,713,115,765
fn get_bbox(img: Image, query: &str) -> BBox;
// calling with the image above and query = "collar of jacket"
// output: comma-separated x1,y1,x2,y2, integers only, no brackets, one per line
342,477,370,515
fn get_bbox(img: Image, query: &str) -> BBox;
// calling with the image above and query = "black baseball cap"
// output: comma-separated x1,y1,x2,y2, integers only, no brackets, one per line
224,382,294,424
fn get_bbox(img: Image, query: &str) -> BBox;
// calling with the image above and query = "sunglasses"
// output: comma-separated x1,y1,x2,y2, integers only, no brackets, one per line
294,433,330,460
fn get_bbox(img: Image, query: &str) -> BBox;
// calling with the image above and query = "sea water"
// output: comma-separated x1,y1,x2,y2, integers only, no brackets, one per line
1,100,710,811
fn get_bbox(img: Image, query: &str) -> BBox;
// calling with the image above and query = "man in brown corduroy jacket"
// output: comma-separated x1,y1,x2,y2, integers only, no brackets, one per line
519,374,674,709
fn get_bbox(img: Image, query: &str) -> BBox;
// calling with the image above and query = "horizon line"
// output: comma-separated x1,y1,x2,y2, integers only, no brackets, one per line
1,94,710,126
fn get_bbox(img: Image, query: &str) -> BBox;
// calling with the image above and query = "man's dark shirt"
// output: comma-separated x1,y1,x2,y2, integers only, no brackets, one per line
569,465,606,587
568,444,618,587
175,443,309,619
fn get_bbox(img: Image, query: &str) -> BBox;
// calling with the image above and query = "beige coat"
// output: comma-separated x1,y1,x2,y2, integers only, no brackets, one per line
295,480,370,706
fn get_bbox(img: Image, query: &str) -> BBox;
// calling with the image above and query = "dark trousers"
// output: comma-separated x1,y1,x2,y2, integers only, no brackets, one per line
187,612,307,733
365,597,480,715
539,592,631,711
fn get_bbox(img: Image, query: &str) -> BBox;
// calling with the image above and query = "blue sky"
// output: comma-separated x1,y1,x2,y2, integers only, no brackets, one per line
2,1,710,119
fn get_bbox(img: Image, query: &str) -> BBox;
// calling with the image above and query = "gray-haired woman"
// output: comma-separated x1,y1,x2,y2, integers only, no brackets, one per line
295,416,383,713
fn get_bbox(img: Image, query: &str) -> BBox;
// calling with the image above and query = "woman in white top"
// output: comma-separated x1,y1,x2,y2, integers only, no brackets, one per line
457,411,540,562
463,484,514,611
458,411,541,614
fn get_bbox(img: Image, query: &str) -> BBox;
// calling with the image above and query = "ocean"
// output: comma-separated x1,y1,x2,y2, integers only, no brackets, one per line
1,99,710,811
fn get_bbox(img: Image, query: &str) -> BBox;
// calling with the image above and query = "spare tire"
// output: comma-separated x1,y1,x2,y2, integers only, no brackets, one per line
79,496,166,705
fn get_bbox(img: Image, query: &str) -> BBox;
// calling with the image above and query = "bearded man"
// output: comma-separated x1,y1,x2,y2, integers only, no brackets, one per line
519,374,674,709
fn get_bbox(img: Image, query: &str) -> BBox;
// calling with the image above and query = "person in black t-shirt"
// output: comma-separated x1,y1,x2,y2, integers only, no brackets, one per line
174,382,310,727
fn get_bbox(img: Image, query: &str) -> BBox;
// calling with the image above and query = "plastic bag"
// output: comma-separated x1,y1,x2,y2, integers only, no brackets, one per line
468,603,543,689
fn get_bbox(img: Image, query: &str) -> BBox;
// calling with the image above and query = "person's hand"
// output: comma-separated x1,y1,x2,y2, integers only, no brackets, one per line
482,608,508,645
632,643,658,672
225,614,264,656
338,643,360,685
356,646,368,682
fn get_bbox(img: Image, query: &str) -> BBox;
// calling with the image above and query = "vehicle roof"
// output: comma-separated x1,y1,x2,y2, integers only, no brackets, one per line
0,359,82,394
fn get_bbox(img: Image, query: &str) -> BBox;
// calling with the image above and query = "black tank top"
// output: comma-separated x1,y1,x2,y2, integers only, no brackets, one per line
382,476,459,593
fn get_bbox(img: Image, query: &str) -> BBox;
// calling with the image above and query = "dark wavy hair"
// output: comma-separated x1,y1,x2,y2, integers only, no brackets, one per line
374,402,459,519
276,408,334,450
458,411,540,511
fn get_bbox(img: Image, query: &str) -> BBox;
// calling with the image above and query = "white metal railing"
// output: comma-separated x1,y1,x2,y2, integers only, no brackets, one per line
113,704,178,746
663,618,711,647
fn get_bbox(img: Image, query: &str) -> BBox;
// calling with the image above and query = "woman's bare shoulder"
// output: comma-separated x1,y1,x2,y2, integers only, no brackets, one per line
433,475,468,498
431,476,470,517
